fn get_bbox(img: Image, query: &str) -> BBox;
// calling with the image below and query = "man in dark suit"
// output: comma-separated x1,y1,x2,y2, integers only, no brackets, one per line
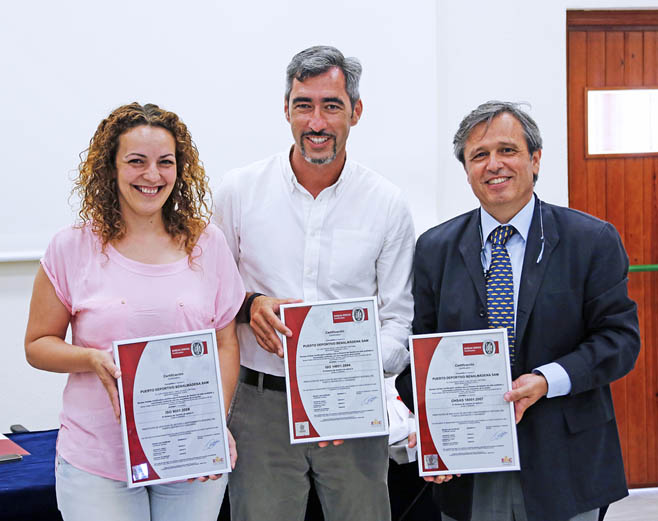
397,101,640,521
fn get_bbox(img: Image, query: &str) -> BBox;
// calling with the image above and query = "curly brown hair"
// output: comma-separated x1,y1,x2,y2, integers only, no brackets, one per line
73,102,211,256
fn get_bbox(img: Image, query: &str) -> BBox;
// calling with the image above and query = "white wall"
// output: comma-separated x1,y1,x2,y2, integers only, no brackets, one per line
436,2,568,223
435,0,658,225
2,0,656,432
0,261,67,430
0,0,438,431
0,0,438,259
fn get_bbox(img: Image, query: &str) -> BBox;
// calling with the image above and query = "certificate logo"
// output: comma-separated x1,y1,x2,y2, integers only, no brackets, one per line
424,454,439,470
295,421,310,437
191,341,204,357
370,418,382,426
462,341,499,356
212,456,225,464
170,341,208,359
332,308,369,323
501,456,513,465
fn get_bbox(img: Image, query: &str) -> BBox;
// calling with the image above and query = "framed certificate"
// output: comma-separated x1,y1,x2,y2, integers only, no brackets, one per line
410,328,520,476
113,329,231,487
281,297,388,444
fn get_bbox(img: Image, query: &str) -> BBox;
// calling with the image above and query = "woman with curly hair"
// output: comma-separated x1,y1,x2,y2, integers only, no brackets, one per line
24,103,244,520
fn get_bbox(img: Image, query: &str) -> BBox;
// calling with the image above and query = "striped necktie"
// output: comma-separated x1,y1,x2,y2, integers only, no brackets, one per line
486,225,516,363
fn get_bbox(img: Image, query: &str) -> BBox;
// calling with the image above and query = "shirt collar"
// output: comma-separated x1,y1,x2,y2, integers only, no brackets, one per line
281,146,351,197
480,194,535,244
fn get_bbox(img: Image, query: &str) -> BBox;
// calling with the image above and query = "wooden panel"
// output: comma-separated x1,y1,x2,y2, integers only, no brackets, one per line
646,32,658,84
604,30,625,238
642,157,658,485
608,156,628,469
623,31,648,487
567,12,658,488
625,155,646,486
625,32,644,86
568,30,588,211
586,32,606,219
568,10,658,29
644,33,658,485
645,155,658,488
604,31,630,467
606,32,626,84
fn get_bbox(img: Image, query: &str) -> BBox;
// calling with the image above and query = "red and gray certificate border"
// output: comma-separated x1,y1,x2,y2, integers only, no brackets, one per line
113,328,230,487
409,328,520,477
281,297,389,444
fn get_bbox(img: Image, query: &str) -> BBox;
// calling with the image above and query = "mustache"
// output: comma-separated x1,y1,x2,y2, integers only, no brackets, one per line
302,131,335,138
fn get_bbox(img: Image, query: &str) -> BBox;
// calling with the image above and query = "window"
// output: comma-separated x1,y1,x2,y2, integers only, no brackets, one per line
587,88,658,156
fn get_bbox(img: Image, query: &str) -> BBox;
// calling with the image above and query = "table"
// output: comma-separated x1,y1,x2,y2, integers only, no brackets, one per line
0,429,61,521
0,430,440,521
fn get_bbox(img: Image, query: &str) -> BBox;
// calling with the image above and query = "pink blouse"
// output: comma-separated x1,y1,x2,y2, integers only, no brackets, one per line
41,223,245,480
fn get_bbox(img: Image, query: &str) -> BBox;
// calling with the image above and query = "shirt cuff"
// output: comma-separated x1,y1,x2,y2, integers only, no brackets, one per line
382,344,410,375
533,362,571,398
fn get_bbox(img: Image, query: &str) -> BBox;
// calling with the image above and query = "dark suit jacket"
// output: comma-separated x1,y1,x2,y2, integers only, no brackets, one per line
397,198,640,521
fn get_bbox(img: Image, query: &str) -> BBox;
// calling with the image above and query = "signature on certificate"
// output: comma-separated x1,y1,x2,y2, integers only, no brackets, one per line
489,430,509,442
204,439,221,450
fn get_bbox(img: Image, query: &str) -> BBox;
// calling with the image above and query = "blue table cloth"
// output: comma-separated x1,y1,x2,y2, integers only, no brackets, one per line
0,429,61,520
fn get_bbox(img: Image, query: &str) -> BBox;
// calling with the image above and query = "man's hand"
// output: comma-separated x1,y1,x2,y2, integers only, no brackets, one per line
249,296,302,357
406,433,458,483
410,432,457,483
318,439,345,448
504,373,548,424
228,428,238,469
408,431,417,448
423,473,458,484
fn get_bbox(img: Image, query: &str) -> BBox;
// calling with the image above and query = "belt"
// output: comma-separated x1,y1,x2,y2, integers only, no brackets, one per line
239,366,286,392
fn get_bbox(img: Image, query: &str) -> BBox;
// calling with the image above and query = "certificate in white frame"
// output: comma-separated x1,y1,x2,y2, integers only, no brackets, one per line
409,328,520,477
281,297,389,444
113,328,231,487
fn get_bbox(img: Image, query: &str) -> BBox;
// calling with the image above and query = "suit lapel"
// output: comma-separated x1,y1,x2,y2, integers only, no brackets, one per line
458,210,487,309
515,198,559,349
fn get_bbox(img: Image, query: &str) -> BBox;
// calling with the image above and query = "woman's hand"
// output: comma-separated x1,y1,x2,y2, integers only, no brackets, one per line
87,349,122,420
189,429,238,482
26,267,125,419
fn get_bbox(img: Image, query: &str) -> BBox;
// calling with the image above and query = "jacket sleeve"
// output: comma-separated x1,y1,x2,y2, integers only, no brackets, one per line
553,222,640,395
395,232,438,411
411,232,439,335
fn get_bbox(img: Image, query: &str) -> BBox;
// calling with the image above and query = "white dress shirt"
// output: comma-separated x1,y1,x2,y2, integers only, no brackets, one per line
480,195,571,397
214,150,414,376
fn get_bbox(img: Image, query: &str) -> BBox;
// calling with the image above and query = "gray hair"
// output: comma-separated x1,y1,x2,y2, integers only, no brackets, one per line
453,101,543,165
285,46,362,110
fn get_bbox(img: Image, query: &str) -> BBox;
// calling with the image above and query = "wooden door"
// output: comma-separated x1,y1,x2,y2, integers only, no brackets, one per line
567,10,658,488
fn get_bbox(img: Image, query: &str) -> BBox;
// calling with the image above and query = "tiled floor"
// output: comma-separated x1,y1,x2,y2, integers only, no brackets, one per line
606,487,658,521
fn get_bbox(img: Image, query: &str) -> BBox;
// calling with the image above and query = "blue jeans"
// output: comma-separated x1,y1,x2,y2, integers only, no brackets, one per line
55,455,226,521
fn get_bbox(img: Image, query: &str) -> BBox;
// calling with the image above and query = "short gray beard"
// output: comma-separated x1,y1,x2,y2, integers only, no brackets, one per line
301,137,336,165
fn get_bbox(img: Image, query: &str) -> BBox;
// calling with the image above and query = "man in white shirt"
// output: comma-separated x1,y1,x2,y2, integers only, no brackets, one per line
213,45,414,521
